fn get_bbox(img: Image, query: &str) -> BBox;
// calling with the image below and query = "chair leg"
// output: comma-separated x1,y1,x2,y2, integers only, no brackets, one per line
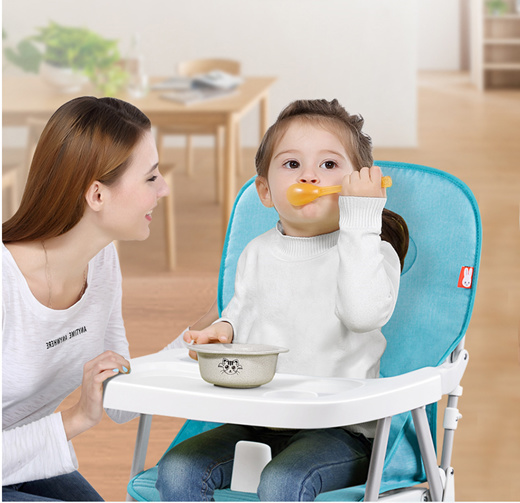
3,170,20,218
364,416,391,502
157,128,166,167
186,135,194,176
412,406,444,502
163,169,176,270
235,123,242,176
215,127,224,203
126,414,153,502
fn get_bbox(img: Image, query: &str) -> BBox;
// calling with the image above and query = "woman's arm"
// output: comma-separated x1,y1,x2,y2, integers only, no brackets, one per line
2,413,78,486
62,350,132,435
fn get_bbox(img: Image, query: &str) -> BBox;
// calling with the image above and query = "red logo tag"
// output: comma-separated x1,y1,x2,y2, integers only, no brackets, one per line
458,267,474,289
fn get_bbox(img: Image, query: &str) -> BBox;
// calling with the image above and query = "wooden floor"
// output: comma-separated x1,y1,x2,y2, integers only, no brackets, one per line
39,72,520,501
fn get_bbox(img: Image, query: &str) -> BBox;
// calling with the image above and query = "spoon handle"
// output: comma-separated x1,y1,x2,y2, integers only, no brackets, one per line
319,176,392,196
318,185,342,196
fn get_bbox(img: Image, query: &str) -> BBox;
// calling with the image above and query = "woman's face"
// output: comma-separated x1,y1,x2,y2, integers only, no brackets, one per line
102,130,169,241
256,120,354,237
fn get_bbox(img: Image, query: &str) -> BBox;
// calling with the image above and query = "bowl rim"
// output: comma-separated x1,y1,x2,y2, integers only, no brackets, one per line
189,343,289,356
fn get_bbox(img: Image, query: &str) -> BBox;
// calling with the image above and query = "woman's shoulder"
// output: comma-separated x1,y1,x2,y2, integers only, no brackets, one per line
88,242,121,282
3,241,40,267
2,241,39,284
92,242,119,266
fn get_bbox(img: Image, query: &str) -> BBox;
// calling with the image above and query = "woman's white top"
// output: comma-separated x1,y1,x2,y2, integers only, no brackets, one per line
2,242,135,486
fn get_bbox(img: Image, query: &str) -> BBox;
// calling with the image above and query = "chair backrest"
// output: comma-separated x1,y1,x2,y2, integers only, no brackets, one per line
138,162,481,502
178,58,241,77
218,161,482,380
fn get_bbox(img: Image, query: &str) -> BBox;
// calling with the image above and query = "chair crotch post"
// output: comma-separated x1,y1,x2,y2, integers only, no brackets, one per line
230,441,272,493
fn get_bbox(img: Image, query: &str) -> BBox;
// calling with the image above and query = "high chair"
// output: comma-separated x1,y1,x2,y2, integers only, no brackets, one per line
104,161,481,502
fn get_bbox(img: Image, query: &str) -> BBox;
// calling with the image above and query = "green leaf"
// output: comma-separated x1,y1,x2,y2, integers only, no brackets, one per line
4,39,42,73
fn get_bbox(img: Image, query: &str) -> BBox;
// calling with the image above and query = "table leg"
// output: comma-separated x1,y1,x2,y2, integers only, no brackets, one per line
163,169,176,270
259,93,270,140
222,113,237,239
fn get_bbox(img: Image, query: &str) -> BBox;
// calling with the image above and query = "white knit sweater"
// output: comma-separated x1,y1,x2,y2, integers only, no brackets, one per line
219,196,401,436
2,243,136,486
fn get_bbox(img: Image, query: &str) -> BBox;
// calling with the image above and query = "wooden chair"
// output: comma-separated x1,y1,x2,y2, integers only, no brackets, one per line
156,59,242,203
2,118,46,221
2,167,20,221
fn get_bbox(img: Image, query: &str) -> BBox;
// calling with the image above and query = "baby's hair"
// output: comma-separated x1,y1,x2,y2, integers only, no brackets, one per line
255,98,409,270
256,99,372,177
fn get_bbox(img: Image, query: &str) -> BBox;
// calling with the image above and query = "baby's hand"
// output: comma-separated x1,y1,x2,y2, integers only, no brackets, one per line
184,322,233,360
341,166,386,198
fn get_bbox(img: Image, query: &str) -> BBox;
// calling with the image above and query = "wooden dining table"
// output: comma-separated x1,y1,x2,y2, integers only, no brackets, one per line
2,75,276,237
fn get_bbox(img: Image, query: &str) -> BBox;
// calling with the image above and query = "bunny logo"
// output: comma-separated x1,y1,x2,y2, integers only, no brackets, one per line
458,267,474,289
218,358,243,375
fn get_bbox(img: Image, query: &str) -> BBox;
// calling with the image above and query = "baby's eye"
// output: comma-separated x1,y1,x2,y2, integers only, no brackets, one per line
320,160,337,170
283,160,300,169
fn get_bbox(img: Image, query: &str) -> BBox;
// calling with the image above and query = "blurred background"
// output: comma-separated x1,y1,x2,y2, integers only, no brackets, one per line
2,0,520,501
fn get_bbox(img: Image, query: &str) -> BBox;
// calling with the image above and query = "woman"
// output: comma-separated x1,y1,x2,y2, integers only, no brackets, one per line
2,96,169,501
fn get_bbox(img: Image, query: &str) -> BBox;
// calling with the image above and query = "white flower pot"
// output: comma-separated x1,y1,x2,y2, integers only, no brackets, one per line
40,62,89,94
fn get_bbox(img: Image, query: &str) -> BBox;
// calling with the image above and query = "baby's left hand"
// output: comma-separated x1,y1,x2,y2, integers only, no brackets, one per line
341,166,386,198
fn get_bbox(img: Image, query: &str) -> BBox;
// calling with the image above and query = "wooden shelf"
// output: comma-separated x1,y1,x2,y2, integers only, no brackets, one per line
484,38,520,44
478,1,520,89
484,13,520,19
484,62,520,69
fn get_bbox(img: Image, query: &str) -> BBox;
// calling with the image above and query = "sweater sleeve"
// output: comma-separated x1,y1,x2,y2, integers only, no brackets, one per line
335,196,401,333
2,412,78,486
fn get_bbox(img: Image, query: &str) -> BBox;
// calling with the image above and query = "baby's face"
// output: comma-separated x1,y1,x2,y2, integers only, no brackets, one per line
257,121,354,237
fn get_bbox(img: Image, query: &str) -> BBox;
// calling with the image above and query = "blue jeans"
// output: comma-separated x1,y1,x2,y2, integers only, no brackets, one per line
156,424,373,501
2,471,103,501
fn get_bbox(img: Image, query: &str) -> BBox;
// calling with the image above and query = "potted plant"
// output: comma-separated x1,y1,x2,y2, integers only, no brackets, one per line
485,0,508,16
4,22,127,95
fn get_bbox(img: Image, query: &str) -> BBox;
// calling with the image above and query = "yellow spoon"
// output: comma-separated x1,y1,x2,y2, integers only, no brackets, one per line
287,176,392,206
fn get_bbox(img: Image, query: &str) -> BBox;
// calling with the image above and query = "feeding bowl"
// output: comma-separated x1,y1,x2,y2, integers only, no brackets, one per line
190,343,289,388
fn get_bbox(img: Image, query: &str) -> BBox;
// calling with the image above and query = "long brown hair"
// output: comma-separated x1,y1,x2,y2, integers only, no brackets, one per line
255,99,409,269
3,96,151,243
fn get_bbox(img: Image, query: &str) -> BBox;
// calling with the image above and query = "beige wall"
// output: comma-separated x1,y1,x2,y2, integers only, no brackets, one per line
4,0,422,148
